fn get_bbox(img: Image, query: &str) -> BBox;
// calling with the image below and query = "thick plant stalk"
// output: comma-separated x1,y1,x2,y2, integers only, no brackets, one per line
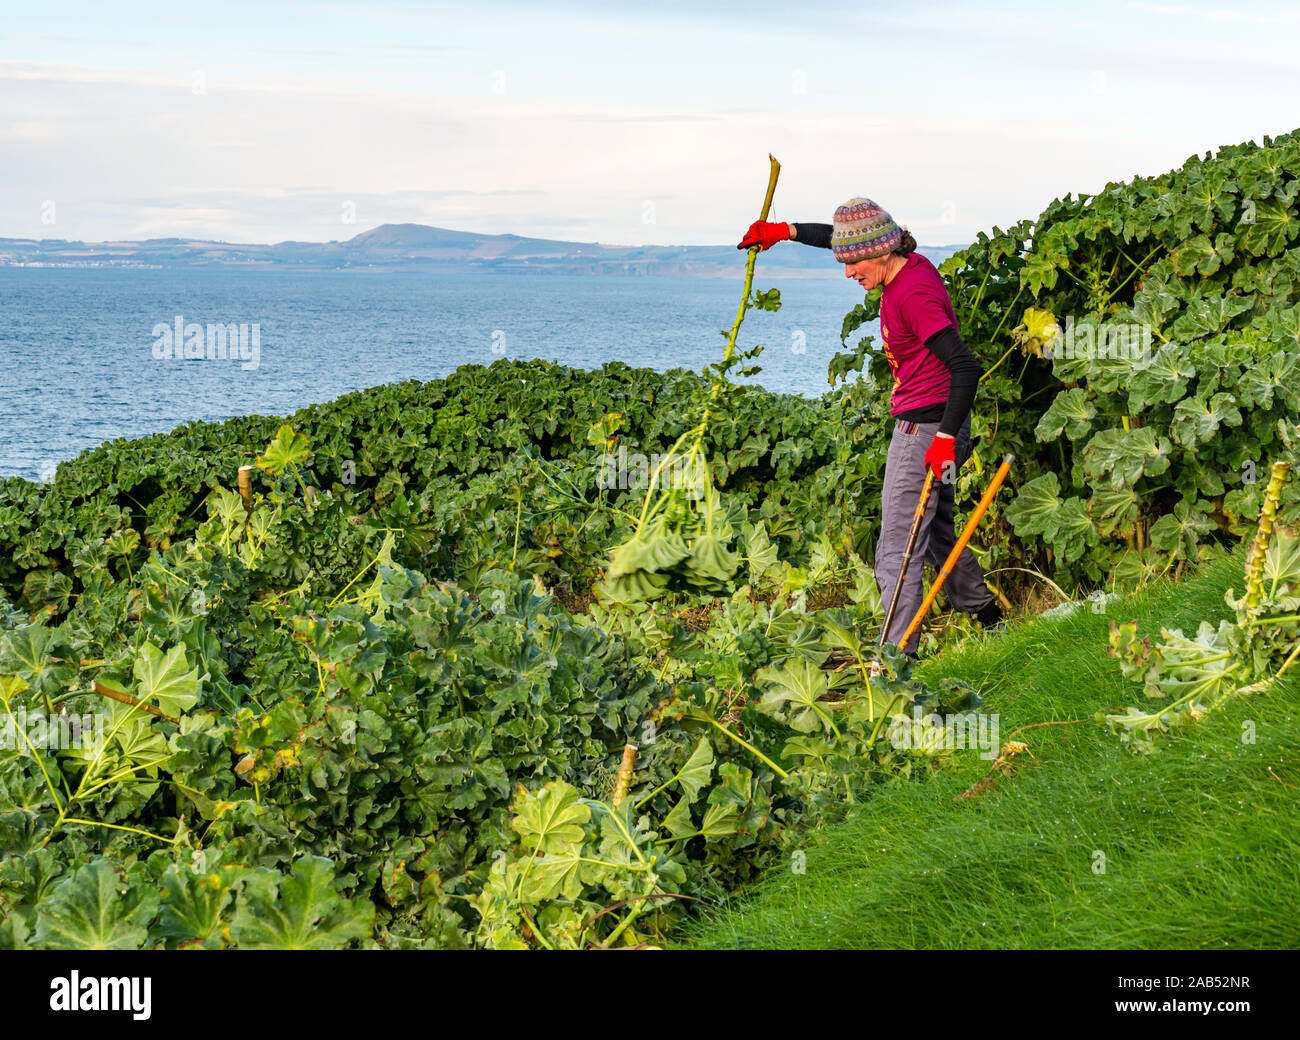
632,155,781,526
605,155,782,603
92,680,179,724
610,743,638,807
237,465,255,514
716,154,782,385
1243,460,1291,617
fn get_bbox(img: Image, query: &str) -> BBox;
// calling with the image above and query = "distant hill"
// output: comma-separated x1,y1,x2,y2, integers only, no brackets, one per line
0,223,962,277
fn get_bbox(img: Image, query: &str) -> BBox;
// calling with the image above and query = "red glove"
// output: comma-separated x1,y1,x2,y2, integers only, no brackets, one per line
924,434,957,483
738,221,790,251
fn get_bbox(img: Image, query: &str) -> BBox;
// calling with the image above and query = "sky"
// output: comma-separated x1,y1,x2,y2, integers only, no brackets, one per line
1,0,1297,248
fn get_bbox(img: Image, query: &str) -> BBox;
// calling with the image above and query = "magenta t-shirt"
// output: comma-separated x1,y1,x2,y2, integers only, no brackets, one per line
878,254,957,415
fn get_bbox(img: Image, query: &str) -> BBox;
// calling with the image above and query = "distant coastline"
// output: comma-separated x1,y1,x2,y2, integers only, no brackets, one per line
0,222,960,276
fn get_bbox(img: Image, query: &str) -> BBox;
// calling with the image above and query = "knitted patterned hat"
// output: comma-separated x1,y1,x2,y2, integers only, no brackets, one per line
831,197,902,263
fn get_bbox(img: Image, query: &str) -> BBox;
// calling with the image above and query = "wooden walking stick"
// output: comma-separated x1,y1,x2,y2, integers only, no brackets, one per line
897,454,1014,650
879,468,937,647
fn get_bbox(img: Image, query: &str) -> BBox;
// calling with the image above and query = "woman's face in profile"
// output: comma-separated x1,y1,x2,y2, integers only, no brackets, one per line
844,257,892,291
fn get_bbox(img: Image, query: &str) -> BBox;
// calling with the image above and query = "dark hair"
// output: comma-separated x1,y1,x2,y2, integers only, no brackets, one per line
895,228,917,256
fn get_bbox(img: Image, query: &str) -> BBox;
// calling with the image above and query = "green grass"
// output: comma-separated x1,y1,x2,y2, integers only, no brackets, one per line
681,550,1300,949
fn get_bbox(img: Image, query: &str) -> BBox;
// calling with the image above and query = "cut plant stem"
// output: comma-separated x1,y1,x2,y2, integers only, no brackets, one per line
237,465,255,515
91,680,179,724
610,743,638,807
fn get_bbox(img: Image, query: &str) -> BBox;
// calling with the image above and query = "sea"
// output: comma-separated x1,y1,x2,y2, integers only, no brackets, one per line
0,267,876,482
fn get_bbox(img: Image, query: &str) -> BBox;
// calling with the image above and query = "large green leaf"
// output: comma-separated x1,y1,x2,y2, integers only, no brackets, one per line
599,568,670,604
1020,249,1063,294
1240,197,1298,256
1129,276,1180,330
516,844,586,902
1238,351,1300,409
1049,342,1137,394
1148,621,1239,703
1035,388,1097,441
1148,500,1216,559
1003,472,1097,565
33,860,156,950
661,796,695,838
698,801,740,839
675,737,715,803
156,861,244,947
254,423,311,477
1127,345,1198,409
818,608,864,656
1170,392,1243,448
510,780,590,855
1081,427,1171,490
1265,304,1300,351
686,532,739,583
0,625,76,699
1175,458,1227,501
605,515,690,579
1185,171,1239,232
230,857,373,950
133,641,200,717
1088,487,1139,537
755,658,831,734
1170,293,1254,341
1172,232,1235,276
742,520,781,581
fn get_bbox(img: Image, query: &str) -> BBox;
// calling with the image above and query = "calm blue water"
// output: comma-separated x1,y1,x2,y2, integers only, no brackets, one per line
0,267,875,481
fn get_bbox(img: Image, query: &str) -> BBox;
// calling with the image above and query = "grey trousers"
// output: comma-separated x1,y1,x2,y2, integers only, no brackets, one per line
876,415,995,652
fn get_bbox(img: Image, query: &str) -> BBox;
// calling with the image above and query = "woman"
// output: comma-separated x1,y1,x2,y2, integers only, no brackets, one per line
739,198,1003,652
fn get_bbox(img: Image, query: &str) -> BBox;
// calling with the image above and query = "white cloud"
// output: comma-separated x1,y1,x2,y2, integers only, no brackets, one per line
0,34,1295,249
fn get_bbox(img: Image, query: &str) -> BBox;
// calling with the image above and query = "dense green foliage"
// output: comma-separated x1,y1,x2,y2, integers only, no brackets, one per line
0,359,877,614
682,551,1300,950
832,127,1300,589
1,414,984,948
